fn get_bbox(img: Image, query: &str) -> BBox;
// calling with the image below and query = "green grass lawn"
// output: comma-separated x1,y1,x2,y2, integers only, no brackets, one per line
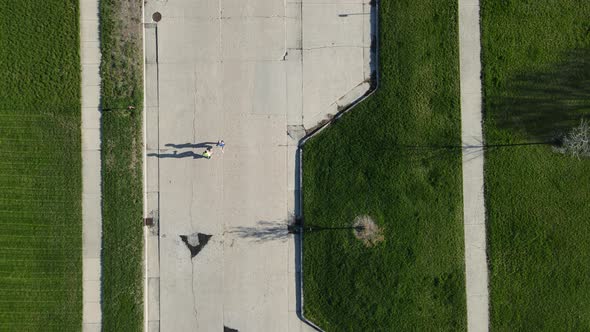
99,0,144,330
0,0,82,330
481,1,590,330
302,1,466,330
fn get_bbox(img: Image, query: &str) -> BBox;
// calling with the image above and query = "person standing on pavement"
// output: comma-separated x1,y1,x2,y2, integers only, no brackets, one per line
203,147,213,159
217,140,225,153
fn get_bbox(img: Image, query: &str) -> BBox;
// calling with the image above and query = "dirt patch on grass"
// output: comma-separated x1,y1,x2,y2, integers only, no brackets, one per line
353,215,384,247
101,0,143,108
116,0,142,41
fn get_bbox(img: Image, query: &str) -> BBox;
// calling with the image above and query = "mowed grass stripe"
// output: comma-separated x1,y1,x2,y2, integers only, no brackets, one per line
481,1,590,330
1,222,79,229
0,241,79,248
0,0,82,330
0,192,74,201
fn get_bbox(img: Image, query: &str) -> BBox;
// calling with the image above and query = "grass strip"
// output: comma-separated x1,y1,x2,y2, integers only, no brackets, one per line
0,0,82,330
302,0,466,330
481,1,590,330
99,0,144,330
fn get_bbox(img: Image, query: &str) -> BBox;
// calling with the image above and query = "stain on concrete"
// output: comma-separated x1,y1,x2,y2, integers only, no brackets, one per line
180,233,212,258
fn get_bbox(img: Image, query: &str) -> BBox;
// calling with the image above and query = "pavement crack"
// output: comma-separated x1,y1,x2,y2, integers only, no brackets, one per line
190,258,198,321
192,67,198,143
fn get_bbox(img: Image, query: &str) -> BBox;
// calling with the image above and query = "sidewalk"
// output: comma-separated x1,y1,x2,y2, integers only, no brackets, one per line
80,0,103,330
458,0,489,331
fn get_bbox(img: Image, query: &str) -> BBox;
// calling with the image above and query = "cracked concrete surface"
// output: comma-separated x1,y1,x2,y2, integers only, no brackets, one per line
143,0,375,330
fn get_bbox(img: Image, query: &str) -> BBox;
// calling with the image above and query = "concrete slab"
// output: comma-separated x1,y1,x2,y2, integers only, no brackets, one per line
146,152,159,193
81,213,101,237
83,227,101,256
145,107,159,151
286,50,303,125
146,237,160,277
286,4,302,50
83,258,101,281
144,0,374,329
81,20,100,42
83,302,102,323
302,46,365,128
145,68,159,108
81,85,100,108
152,0,218,20
288,270,299,312
148,277,161,319
82,107,101,129
144,25,158,64
82,191,101,220
81,42,101,65
223,0,284,17
148,321,160,332
146,192,159,217
83,280,101,303
362,3,373,47
221,17,286,61
336,81,370,108
157,20,220,63
82,128,101,152
461,95,484,140
302,3,364,49
82,323,101,332
80,1,99,20
81,64,101,86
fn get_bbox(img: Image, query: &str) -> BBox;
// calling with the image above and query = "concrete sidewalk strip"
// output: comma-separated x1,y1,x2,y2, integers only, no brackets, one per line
81,0,103,330
459,0,490,331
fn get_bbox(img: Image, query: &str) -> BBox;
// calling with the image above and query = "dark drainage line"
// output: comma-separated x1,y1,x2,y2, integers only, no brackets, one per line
294,1,381,331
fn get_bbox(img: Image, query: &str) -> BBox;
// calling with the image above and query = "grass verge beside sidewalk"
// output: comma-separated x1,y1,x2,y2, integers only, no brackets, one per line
302,0,466,330
481,1,590,330
99,0,144,330
0,0,82,330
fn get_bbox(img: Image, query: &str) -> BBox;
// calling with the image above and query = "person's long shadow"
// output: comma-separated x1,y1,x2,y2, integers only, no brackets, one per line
165,142,217,149
147,142,219,159
147,151,205,159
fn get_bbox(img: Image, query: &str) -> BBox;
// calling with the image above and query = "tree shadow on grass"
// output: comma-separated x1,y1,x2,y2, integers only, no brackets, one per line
392,140,556,164
488,48,590,140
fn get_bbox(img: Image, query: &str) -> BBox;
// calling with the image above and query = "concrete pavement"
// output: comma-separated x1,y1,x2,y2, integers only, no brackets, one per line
80,0,102,330
143,0,375,330
458,0,490,331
